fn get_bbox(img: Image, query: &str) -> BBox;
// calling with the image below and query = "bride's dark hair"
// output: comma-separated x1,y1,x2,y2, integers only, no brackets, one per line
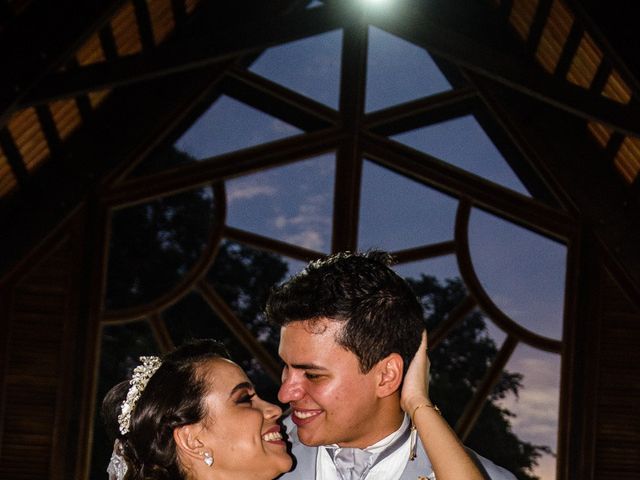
102,339,230,479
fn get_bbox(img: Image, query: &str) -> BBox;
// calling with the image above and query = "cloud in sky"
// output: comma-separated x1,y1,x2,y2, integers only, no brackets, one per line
272,194,332,251
225,156,335,253
284,229,325,251
499,350,561,451
227,182,277,202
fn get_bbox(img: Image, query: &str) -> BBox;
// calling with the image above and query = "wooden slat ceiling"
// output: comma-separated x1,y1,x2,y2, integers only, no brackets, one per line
495,0,639,184
0,0,202,197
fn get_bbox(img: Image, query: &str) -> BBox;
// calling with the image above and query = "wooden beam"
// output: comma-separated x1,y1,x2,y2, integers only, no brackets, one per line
35,104,62,156
392,241,457,264
148,313,176,353
455,200,563,353
103,127,345,208
331,19,367,253
222,68,339,131
455,335,519,441
0,127,28,188
196,279,281,382
557,228,601,480
66,58,94,122
133,0,155,51
525,0,553,56
364,87,479,136
429,294,477,350
223,225,323,263
554,22,584,79
0,0,126,128
20,3,351,108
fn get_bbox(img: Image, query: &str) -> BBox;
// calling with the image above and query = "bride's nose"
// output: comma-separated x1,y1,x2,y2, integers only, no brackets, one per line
260,399,282,420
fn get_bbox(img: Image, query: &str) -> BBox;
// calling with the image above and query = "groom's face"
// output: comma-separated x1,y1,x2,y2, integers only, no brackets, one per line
278,318,382,448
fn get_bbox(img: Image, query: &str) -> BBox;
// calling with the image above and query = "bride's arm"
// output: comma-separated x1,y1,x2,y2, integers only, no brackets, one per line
401,331,484,480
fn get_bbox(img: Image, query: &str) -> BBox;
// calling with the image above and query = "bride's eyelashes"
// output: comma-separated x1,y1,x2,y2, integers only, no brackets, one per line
236,392,256,404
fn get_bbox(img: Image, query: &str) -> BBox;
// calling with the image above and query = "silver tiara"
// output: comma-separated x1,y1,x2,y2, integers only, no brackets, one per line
118,356,162,435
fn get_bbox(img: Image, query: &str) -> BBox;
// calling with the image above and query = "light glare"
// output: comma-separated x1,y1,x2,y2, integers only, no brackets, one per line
360,0,394,6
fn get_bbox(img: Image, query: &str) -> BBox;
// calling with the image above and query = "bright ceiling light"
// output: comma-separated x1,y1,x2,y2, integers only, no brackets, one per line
359,0,394,7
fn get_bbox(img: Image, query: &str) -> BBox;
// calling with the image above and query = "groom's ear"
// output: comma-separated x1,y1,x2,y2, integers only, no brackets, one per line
375,352,403,398
174,424,206,462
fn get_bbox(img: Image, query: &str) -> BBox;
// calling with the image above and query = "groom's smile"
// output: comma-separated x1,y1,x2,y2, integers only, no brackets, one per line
291,408,323,425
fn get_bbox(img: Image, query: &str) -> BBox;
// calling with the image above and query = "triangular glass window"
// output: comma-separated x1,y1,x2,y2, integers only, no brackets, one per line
358,160,458,252
366,26,452,112
249,30,342,109
392,115,531,196
174,95,302,160
225,154,335,253
468,208,566,340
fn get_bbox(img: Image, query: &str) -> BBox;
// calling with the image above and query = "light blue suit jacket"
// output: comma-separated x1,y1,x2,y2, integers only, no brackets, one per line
278,416,517,480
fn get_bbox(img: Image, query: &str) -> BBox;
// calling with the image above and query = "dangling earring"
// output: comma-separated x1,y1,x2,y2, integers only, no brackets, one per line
203,451,214,467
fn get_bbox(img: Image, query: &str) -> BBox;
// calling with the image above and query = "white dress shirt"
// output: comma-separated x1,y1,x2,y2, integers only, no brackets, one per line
315,415,435,480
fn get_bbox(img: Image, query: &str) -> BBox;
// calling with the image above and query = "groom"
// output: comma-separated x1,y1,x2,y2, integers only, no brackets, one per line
266,251,516,480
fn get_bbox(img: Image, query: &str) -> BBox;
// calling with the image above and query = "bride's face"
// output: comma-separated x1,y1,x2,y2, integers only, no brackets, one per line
195,358,292,478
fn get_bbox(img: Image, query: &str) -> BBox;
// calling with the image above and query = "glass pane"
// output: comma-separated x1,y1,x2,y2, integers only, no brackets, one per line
106,186,217,310
90,321,158,480
358,160,458,252
495,344,560,480
392,115,531,196
468,208,566,340
366,26,452,112
394,255,460,286
249,30,342,109
131,142,209,178
226,154,335,252
279,258,308,284
174,95,302,160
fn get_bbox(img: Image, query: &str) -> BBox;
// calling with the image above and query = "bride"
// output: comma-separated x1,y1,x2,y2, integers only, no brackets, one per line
102,339,291,479
103,335,483,479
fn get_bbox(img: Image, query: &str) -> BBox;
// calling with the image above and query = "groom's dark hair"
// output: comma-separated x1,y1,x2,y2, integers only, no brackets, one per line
266,250,424,373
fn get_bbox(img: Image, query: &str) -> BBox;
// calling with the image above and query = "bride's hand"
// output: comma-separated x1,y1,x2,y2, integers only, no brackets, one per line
400,330,432,415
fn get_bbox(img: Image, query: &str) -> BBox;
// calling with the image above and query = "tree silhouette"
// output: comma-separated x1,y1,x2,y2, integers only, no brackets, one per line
91,146,550,480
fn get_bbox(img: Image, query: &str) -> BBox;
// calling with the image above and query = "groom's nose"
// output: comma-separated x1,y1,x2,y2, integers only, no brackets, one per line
278,371,304,403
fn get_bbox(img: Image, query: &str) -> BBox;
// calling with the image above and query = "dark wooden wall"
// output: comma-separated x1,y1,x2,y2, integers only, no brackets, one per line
594,267,640,477
0,212,89,480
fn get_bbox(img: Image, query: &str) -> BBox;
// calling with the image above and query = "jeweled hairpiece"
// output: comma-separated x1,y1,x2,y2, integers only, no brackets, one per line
118,356,162,435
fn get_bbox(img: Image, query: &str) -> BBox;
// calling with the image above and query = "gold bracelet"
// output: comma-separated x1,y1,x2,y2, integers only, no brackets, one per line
411,402,441,423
